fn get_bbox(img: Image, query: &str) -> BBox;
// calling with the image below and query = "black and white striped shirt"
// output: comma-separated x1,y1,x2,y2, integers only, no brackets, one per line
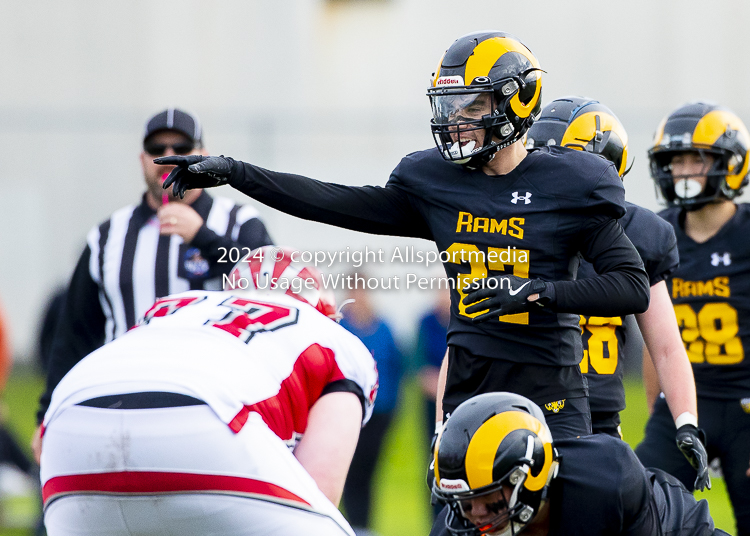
38,192,272,422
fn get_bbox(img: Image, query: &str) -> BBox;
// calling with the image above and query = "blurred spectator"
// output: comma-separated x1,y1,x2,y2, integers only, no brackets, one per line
414,286,450,522
415,287,450,443
338,279,404,535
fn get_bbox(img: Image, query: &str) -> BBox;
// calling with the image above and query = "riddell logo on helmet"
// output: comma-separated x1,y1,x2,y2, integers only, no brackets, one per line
435,76,464,86
439,478,470,491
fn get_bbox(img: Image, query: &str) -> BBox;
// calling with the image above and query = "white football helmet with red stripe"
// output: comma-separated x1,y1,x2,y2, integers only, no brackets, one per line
227,246,338,320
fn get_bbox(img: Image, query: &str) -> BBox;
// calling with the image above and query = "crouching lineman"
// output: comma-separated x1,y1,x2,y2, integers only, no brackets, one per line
38,246,378,536
429,392,729,536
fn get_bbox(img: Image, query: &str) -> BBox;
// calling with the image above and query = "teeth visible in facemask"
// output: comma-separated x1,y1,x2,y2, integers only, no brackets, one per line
674,178,704,199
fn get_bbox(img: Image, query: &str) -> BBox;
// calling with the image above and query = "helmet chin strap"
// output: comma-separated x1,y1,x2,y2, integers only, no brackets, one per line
464,144,499,170
463,118,525,170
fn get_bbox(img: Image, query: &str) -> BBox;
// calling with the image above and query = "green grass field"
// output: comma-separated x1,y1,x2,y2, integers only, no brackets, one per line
0,369,738,535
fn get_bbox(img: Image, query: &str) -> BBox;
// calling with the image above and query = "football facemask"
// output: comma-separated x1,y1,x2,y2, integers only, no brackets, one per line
649,101,750,209
427,31,543,169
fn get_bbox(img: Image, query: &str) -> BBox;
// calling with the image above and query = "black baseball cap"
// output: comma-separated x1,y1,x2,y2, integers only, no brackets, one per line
143,108,203,146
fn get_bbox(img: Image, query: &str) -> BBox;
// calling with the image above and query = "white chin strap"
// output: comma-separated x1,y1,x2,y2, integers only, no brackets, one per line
445,140,477,163
674,178,704,199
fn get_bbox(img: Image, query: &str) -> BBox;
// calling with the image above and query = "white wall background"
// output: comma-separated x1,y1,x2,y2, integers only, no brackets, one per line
2,0,750,360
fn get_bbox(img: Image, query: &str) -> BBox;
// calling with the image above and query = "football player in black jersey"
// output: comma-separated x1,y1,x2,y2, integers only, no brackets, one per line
156,31,650,439
526,97,708,490
430,392,727,536
635,101,750,535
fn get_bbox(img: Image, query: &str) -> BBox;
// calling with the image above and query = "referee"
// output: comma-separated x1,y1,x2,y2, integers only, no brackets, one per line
33,108,273,459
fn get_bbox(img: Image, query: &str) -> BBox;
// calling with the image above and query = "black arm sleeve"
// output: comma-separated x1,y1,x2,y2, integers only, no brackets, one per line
228,161,433,239
37,246,106,424
237,217,273,250
190,216,274,277
621,451,662,536
644,235,679,287
552,217,650,316
320,378,366,421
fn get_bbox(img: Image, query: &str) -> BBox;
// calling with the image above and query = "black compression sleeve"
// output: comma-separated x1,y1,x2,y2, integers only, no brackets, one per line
37,247,106,423
228,161,433,239
321,379,366,420
644,238,679,287
552,218,650,316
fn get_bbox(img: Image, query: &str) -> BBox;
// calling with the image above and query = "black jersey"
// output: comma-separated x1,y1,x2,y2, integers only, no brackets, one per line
432,435,715,536
661,204,750,400
548,435,714,536
229,146,649,367
578,202,679,412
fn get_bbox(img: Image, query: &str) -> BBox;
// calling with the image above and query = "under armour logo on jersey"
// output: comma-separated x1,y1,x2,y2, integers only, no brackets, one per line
511,191,532,204
711,252,731,266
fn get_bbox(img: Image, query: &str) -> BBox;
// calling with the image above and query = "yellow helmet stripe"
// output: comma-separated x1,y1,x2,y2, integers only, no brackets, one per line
432,51,447,87
561,111,629,176
434,429,443,484
465,411,553,492
464,37,541,119
652,116,668,148
694,110,750,189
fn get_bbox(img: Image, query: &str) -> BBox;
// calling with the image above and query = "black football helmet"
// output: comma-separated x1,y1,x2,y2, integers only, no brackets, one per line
427,31,542,170
526,96,629,177
433,393,558,536
649,101,750,210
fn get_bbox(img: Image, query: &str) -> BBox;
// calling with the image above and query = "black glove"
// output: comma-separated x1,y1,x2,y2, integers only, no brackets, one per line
155,155,237,199
675,424,711,491
462,275,554,323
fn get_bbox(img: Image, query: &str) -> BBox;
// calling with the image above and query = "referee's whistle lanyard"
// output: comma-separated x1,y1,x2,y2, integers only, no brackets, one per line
161,172,170,205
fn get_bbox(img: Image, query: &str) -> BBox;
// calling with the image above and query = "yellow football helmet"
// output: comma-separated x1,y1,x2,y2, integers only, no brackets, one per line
428,31,542,169
433,392,558,536
649,101,750,209
526,96,629,177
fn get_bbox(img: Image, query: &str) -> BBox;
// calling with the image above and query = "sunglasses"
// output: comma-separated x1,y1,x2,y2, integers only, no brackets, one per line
144,141,196,156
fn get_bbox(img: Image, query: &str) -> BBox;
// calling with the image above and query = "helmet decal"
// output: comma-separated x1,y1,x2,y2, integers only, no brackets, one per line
463,37,541,119
560,111,629,176
432,393,558,536
527,96,630,178
435,75,465,86
693,109,750,189
465,411,553,492
427,31,543,169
